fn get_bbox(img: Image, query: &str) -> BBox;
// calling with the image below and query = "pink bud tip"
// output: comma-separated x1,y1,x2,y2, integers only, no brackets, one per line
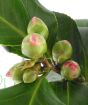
6,71,12,77
32,17,37,24
64,61,78,71
30,34,41,46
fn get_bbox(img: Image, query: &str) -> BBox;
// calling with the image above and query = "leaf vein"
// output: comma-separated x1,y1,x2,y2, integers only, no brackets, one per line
0,16,26,37
29,78,44,105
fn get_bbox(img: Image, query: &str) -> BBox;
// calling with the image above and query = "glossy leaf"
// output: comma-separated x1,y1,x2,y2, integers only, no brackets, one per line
0,78,65,105
0,0,27,45
1,78,88,105
51,81,88,105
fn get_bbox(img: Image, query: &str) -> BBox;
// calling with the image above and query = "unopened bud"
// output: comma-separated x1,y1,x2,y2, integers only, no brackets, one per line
61,60,81,80
23,64,41,83
27,17,49,40
52,40,72,63
21,33,47,59
6,60,36,82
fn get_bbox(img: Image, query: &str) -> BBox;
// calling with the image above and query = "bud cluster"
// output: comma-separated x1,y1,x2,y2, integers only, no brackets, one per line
52,40,81,80
22,17,48,59
6,60,41,83
6,17,49,83
6,17,81,83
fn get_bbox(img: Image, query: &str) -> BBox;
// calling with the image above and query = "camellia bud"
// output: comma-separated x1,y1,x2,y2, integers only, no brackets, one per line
61,60,81,80
23,70,38,83
23,64,41,83
6,60,36,82
8,63,24,82
21,33,47,59
27,17,49,40
52,40,72,63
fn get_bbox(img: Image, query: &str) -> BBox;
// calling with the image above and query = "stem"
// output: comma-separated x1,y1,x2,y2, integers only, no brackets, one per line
41,58,53,70
42,58,60,72
43,58,52,69
67,81,70,105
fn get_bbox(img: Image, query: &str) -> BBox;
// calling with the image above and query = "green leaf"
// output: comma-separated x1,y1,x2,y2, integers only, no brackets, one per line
1,78,88,105
0,0,28,55
0,0,28,45
51,81,88,105
0,78,65,105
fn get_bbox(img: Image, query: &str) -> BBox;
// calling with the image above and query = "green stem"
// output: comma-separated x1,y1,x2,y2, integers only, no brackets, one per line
67,81,70,105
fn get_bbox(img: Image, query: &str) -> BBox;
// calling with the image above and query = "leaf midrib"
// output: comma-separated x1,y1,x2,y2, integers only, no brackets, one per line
29,78,44,105
0,16,26,37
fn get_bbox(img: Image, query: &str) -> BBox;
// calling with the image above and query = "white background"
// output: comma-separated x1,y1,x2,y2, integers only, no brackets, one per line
0,0,88,89
39,0,88,19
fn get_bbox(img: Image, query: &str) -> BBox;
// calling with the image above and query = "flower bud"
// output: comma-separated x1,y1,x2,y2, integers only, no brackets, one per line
6,60,36,82
27,17,49,39
21,33,47,59
23,70,38,83
10,63,24,82
23,64,41,83
21,60,37,70
52,40,72,63
6,70,12,77
61,60,81,80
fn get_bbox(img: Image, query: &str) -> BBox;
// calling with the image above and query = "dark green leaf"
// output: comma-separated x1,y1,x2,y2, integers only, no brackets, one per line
1,78,88,105
0,0,28,45
0,78,65,105
51,82,88,105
